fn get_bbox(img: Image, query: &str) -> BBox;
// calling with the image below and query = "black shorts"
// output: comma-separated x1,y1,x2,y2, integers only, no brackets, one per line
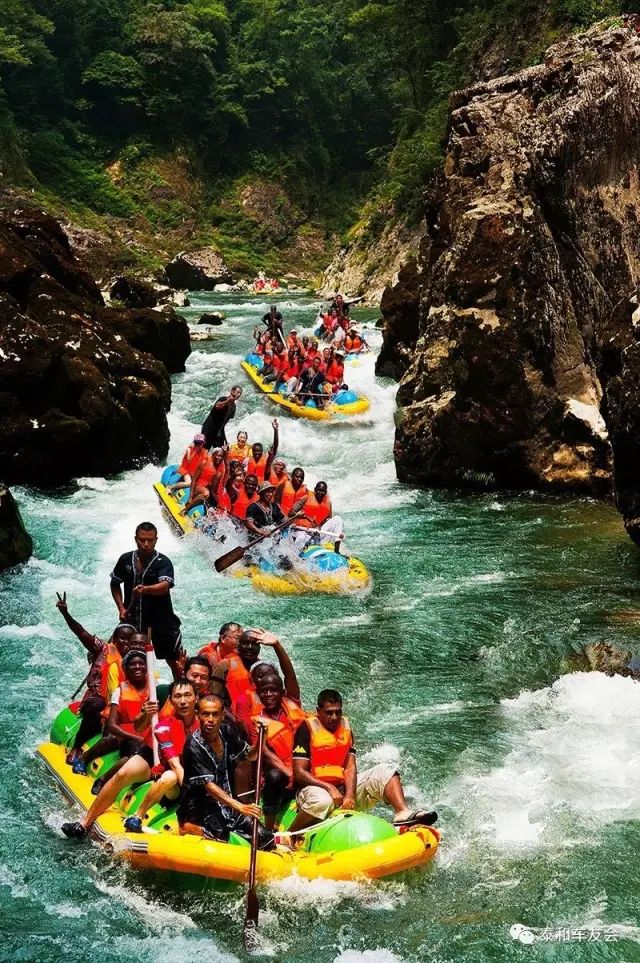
120,737,154,767
151,626,183,661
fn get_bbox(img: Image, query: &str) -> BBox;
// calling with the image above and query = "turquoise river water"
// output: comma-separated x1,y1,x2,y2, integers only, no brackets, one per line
2,294,640,962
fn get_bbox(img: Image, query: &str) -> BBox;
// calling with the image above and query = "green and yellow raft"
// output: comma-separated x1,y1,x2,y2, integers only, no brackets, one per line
39,706,440,887
241,357,370,420
154,468,371,595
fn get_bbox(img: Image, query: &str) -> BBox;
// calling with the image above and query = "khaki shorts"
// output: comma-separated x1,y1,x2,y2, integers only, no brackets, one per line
296,763,397,820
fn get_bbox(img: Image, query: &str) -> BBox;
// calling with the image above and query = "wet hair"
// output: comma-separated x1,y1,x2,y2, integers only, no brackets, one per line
317,688,342,708
197,693,224,711
220,621,242,638
168,678,197,698
239,629,260,647
123,649,146,668
113,624,135,641
257,672,283,691
184,655,212,678
231,385,242,392
135,522,157,536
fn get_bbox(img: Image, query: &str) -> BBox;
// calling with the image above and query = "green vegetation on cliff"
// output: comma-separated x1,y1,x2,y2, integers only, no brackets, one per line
0,0,636,277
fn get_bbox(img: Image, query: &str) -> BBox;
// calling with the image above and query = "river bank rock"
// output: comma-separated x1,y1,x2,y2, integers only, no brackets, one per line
383,20,640,518
165,247,233,290
0,205,189,487
109,275,159,309
0,485,32,571
196,312,225,325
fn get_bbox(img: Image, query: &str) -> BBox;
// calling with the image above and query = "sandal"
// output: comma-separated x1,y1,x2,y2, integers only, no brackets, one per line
393,810,438,827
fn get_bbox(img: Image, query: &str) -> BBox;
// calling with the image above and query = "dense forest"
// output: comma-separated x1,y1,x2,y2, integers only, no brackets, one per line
0,0,633,277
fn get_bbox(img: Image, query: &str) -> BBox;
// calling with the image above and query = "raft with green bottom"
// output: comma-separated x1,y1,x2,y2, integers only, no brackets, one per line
153,468,371,595
241,358,370,420
39,707,440,886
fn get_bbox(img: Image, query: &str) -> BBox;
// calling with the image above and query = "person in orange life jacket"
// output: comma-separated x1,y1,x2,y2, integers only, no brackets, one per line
325,352,346,391
226,471,259,521
289,690,438,833
274,466,307,516
213,629,300,716
228,430,250,461
110,522,183,677
123,678,200,833
167,434,209,495
344,328,366,353
182,446,226,515
262,342,286,383
244,420,279,482
295,357,329,409
199,622,243,672
177,694,275,850
61,650,159,838
249,672,306,827
275,350,302,394
267,457,289,488
55,593,136,767
292,482,345,555
286,330,299,351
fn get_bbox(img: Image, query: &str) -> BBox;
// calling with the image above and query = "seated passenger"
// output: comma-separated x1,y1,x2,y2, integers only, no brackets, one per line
199,622,243,671
55,593,136,767
214,628,299,716
245,482,285,538
167,434,209,495
289,690,438,833
295,357,329,409
182,446,226,515
344,328,365,353
249,672,306,828
177,694,274,849
61,649,159,838
228,430,250,461
274,466,308,516
227,473,259,521
325,352,345,391
123,679,200,833
245,420,279,482
268,457,289,488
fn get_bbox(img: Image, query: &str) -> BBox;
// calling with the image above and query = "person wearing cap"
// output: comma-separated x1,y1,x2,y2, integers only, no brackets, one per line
167,434,209,495
244,481,285,537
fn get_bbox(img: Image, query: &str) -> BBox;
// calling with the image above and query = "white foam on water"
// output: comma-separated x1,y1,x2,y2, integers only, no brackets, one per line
334,950,405,963
0,622,56,640
94,878,197,933
444,672,640,848
269,874,405,913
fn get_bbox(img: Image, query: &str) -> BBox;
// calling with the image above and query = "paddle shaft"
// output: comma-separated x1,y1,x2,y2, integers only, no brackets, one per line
243,722,266,946
145,632,160,767
214,512,302,573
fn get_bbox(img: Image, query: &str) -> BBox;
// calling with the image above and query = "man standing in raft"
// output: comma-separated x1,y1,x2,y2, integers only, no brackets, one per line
201,385,243,449
288,689,437,832
110,522,183,678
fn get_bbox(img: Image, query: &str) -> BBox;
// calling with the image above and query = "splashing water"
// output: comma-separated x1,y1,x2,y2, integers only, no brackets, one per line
2,292,640,961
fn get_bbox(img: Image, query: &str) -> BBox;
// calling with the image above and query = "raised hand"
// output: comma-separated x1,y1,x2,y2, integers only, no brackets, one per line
55,591,68,613
251,628,280,648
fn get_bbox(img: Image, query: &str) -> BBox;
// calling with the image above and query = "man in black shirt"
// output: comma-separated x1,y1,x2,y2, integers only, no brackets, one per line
295,357,328,409
245,482,285,537
110,521,183,676
201,385,243,449
262,305,284,344
178,694,275,849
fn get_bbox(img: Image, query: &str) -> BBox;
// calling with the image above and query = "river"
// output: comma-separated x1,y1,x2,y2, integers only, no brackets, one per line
1,294,640,962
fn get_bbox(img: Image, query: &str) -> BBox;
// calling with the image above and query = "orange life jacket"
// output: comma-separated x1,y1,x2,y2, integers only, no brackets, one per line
344,335,362,352
231,486,259,520
179,445,207,478
247,453,269,482
99,642,123,700
308,715,352,784
117,680,151,738
224,655,255,711
298,493,332,528
229,442,250,460
286,335,299,350
279,480,307,516
253,698,307,766
325,360,344,383
217,488,232,513
269,469,289,487
199,637,237,669
196,452,215,487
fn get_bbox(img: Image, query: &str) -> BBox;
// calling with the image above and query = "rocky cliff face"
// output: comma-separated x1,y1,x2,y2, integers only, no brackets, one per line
382,19,640,536
0,205,190,488
0,485,32,571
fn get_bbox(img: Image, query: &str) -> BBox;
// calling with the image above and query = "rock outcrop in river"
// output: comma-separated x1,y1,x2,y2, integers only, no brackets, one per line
0,485,32,571
381,20,640,536
0,206,190,487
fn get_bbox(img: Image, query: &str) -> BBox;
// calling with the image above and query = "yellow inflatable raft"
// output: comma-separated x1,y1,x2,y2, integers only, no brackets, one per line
240,360,370,420
153,474,371,595
38,741,439,884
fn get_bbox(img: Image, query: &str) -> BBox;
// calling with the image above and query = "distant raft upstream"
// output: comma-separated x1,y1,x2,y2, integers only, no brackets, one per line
241,356,370,420
154,467,371,595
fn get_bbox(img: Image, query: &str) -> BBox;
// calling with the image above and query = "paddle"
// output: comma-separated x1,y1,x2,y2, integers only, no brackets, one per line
214,512,302,573
145,632,160,767
243,721,267,950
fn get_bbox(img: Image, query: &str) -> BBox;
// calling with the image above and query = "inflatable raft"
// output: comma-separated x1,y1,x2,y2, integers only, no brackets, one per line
39,706,440,886
154,467,371,595
241,356,370,420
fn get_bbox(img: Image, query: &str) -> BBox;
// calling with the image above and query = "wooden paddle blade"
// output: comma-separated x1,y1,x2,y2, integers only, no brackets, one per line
243,888,260,949
214,544,246,572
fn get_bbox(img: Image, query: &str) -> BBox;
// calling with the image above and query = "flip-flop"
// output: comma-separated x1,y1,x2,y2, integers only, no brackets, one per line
393,810,438,827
